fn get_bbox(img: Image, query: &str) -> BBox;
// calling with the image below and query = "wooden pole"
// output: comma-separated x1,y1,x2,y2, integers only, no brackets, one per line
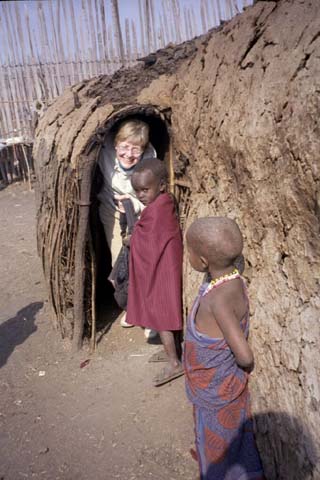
225,0,234,19
204,0,212,29
190,5,198,37
0,12,11,135
131,20,138,60
173,0,182,44
200,0,207,33
12,144,23,182
72,154,94,352
2,3,22,134
4,68,21,135
150,0,157,52
98,0,109,73
0,81,10,136
168,142,175,194
61,1,75,85
143,0,152,52
125,18,131,66
88,0,99,76
138,0,146,56
183,7,189,40
0,45,14,136
159,14,166,47
14,1,33,137
167,0,176,42
81,0,93,78
24,4,42,102
69,0,83,81
211,0,219,25
37,2,57,99
21,144,32,191
161,0,170,47
48,1,64,93
111,0,125,66
108,24,117,71
89,230,97,354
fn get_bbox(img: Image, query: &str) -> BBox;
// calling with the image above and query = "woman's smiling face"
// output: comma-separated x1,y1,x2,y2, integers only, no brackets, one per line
115,140,143,169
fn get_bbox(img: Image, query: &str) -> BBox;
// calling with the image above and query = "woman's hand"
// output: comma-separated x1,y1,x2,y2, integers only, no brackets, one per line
122,234,131,247
114,194,130,213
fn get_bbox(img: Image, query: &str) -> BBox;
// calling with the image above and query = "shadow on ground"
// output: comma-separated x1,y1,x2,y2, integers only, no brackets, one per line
0,301,43,368
205,411,317,480
255,411,317,480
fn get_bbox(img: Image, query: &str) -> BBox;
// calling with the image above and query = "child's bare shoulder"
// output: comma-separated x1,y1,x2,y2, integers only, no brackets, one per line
208,279,245,314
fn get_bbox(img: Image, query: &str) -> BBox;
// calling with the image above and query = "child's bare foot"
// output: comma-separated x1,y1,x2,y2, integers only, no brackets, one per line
153,363,184,387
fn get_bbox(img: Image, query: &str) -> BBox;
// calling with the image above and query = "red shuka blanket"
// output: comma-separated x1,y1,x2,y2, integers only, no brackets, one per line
126,193,183,331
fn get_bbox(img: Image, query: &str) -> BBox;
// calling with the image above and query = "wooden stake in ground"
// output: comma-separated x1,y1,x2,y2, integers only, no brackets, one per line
21,144,32,191
72,152,95,351
89,230,97,354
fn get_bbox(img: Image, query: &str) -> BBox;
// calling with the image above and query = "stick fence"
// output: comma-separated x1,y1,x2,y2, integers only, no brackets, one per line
0,0,252,141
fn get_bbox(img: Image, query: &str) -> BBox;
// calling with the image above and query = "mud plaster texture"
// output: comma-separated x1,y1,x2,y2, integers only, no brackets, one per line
33,0,320,478
0,183,198,480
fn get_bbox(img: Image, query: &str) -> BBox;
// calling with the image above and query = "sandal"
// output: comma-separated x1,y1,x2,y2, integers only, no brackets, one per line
153,365,184,387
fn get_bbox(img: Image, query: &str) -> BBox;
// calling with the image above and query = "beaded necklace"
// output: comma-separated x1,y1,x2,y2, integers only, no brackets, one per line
202,268,240,297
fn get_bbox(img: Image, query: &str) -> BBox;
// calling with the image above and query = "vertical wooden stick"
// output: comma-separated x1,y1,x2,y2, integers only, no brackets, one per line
138,0,146,56
89,230,97,354
131,20,138,60
169,142,175,194
21,143,32,191
125,18,131,66
69,0,83,81
88,0,99,76
98,0,109,73
111,0,125,66
150,0,157,52
200,0,207,33
72,156,93,352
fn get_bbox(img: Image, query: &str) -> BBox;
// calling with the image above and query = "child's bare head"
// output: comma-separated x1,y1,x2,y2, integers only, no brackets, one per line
131,158,167,206
186,217,243,271
132,157,168,183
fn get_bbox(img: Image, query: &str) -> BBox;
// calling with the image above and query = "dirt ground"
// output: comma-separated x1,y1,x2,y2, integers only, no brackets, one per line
0,183,198,480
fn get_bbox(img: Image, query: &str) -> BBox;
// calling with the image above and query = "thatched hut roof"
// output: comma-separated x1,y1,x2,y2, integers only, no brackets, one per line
34,1,320,476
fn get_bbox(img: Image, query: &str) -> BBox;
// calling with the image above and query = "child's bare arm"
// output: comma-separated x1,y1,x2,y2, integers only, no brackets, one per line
210,292,254,370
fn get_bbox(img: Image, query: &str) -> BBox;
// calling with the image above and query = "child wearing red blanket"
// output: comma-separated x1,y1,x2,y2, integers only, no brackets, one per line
126,158,184,387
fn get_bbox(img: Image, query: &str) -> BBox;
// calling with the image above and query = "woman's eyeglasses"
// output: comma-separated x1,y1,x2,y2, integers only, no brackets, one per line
116,143,143,157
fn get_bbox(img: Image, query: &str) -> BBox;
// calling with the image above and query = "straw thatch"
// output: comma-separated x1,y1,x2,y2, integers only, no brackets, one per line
34,1,320,477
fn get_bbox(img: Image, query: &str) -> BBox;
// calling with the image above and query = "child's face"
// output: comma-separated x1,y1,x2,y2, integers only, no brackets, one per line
115,139,143,169
186,237,208,272
131,170,165,206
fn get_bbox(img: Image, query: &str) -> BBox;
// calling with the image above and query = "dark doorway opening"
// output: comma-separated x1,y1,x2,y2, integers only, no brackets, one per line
89,107,171,339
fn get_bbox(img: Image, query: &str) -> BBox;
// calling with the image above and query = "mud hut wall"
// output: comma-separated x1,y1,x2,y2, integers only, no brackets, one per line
171,1,320,478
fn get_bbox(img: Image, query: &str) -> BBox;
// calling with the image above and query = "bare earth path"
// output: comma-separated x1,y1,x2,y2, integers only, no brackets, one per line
0,183,198,480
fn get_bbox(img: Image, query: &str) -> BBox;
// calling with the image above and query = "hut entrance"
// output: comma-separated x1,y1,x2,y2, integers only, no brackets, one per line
89,106,171,344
